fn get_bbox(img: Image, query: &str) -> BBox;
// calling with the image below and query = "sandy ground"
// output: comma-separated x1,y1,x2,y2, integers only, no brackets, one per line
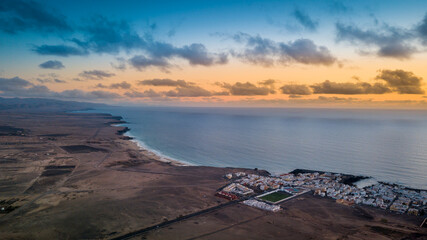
0,112,425,240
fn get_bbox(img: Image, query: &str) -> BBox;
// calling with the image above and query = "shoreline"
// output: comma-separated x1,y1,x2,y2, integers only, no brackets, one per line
106,112,427,192
1,110,425,239
123,130,191,167
109,119,192,167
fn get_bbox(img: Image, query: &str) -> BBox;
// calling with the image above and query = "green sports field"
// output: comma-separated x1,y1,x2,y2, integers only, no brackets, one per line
259,191,292,203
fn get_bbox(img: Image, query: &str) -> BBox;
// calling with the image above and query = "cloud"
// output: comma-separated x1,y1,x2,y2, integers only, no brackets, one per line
30,15,227,68
79,70,115,80
293,9,318,31
95,81,131,89
129,55,171,71
37,78,66,84
164,85,213,97
317,96,360,102
175,43,228,66
0,0,71,34
111,57,126,71
0,76,53,97
54,79,66,83
138,78,228,97
311,80,391,94
416,13,427,45
0,76,32,92
218,81,275,96
59,89,121,100
232,33,336,66
280,84,312,95
137,41,228,68
336,22,416,59
71,15,144,54
258,79,277,93
279,39,336,65
33,44,88,57
125,89,162,98
258,79,276,87
0,76,120,100
138,78,189,87
231,33,276,67
376,69,425,94
39,60,64,69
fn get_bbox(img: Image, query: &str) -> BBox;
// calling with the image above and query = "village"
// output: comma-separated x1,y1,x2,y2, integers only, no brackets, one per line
216,170,427,217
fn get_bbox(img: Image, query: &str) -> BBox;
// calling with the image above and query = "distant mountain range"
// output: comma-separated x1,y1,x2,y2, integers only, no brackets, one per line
0,97,107,112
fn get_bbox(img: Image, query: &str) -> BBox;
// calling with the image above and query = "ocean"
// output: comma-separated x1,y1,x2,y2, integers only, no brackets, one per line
85,106,427,190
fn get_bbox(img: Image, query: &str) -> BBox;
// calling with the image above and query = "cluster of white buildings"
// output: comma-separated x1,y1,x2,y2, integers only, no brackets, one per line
222,183,254,196
225,171,427,216
242,199,281,212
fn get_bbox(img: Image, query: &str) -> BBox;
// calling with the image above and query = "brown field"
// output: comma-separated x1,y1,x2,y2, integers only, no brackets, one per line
0,111,425,239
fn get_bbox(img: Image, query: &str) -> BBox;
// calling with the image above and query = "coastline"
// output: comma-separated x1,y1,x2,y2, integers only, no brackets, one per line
76,109,193,167
109,112,427,192
123,130,191,167
1,110,425,239
111,121,191,167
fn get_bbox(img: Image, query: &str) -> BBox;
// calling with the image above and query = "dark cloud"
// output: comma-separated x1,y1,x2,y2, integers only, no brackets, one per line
30,15,226,68
0,76,32,92
58,89,121,100
175,43,221,66
293,9,318,31
0,0,71,34
111,57,126,71
258,79,276,93
138,79,228,97
54,79,66,83
218,81,275,96
416,13,427,45
95,81,131,89
138,79,189,87
79,70,115,80
311,80,391,94
129,55,171,71
0,76,53,97
140,41,228,67
231,33,276,67
336,22,416,59
376,69,425,94
232,33,336,66
33,44,88,57
279,39,336,65
258,79,276,87
280,84,312,95
37,78,66,84
71,15,144,54
39,60,64,69
377,43,416,59
164,85,213,97
0,76,120,100
125,89,162,98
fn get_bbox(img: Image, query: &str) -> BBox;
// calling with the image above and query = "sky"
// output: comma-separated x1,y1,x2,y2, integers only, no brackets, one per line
1,0,427,108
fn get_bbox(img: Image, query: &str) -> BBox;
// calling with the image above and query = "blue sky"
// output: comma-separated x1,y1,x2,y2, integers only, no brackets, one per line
1,0,427,107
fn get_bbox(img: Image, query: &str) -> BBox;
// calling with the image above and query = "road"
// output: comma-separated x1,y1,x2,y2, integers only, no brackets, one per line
111,199,244,240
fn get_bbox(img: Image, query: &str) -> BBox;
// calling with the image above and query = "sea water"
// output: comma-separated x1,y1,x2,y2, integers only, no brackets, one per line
86,106,427,190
